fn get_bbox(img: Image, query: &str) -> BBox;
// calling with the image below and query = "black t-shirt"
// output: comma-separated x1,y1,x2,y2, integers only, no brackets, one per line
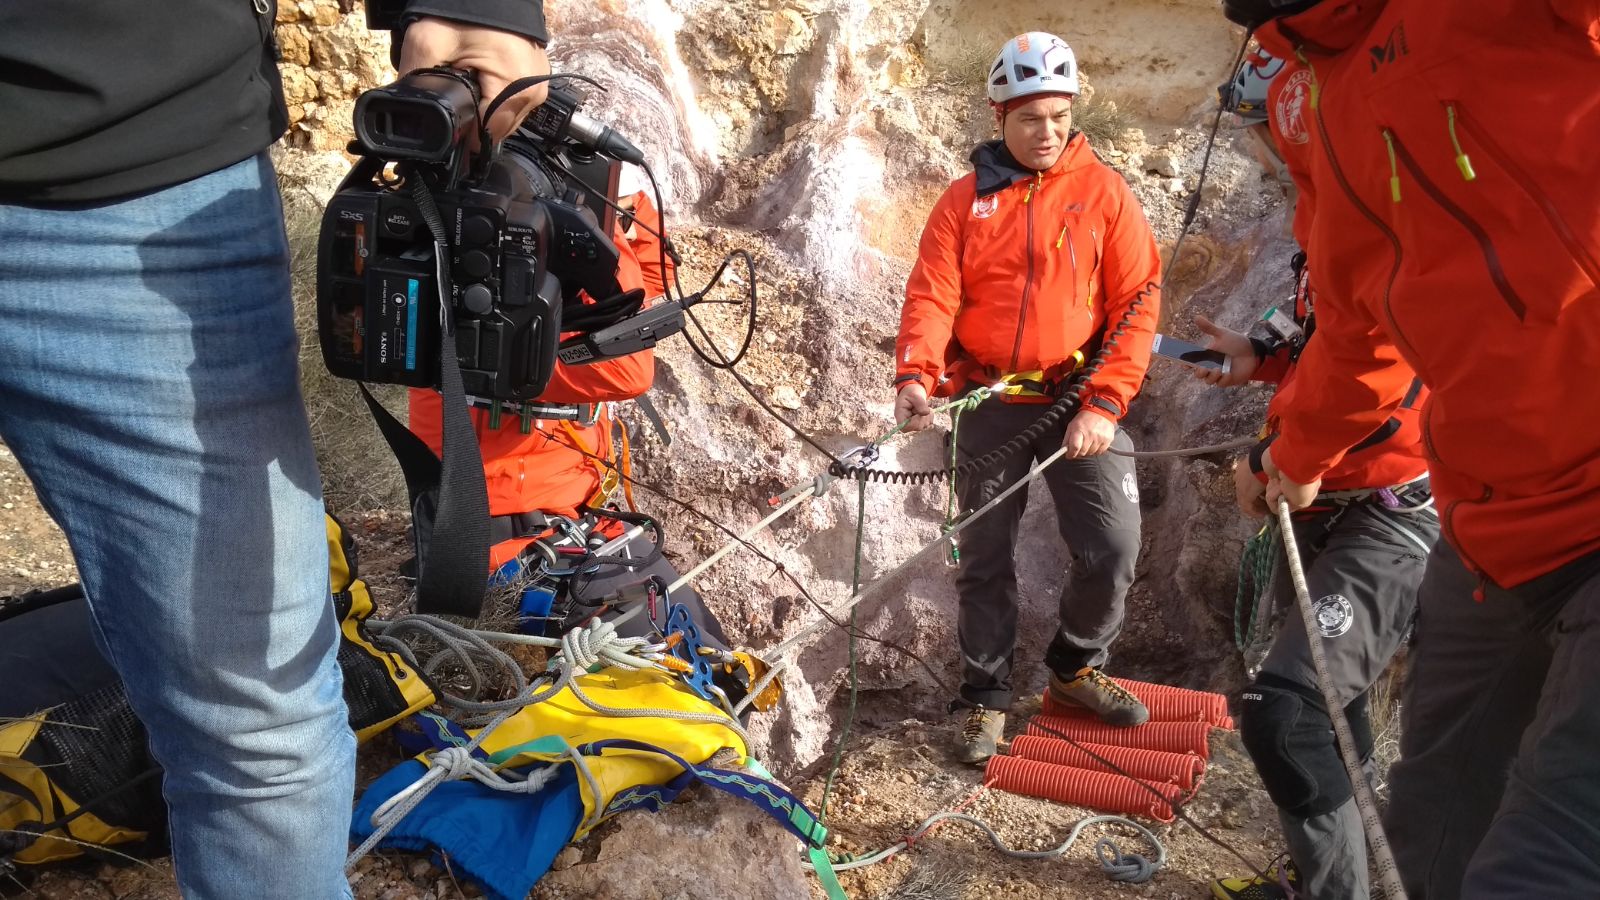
0,0,547,203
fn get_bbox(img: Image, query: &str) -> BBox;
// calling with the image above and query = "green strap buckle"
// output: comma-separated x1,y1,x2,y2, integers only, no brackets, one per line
789,805,828,846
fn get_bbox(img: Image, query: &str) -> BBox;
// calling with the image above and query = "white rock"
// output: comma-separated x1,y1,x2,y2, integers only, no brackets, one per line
1147,151,1182,179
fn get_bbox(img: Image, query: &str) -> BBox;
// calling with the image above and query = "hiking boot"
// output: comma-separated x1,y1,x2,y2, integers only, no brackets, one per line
1209,863,1298,900
1047,667,1149,727
955,708,1005,765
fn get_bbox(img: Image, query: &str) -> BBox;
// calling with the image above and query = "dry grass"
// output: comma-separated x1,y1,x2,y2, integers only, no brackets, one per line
928,42,995,91
882,858,971,900
279,177,410,514
1074,95,1131,148
1369,660,1406,797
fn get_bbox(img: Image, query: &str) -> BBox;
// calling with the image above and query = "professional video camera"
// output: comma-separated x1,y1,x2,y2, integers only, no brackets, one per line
316,67,684,401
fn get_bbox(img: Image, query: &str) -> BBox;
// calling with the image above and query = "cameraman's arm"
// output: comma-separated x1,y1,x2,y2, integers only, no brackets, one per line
368,1,552,140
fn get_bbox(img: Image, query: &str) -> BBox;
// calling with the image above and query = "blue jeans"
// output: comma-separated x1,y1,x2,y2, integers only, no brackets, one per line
0,155,355,898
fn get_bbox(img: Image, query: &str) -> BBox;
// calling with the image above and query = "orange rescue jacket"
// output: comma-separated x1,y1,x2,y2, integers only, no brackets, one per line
1247,60,1429,493
1257,0,1600,587
897,136,1162,421
623,192,675,298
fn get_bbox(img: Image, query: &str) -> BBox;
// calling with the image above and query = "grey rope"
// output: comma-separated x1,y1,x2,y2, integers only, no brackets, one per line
805,809,1165,882
1276,498,1408,900
345,616,744,869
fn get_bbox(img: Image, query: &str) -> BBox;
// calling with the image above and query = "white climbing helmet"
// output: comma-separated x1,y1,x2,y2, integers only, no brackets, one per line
1218,49,1285,125
986,32,1080,105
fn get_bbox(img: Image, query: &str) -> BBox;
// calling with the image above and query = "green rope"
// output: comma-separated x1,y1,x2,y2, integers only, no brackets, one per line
1233,522,1279,652
941,392,988,565
818,478,868,820
819,389,993,822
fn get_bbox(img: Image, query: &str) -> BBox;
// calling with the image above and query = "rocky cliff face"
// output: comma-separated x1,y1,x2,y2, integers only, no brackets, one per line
273,0,1286,773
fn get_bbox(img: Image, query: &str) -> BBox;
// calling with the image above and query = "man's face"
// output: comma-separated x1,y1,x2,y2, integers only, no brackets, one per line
1002,95,1074,171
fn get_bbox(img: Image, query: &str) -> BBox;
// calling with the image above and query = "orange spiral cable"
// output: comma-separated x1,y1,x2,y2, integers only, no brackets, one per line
1008,735,1205,790
1023,715,1215,758
984,755,1184,822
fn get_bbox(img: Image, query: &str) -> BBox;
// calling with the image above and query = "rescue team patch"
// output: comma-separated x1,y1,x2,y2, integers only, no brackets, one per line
1313,594,1355,638
1274,69,1313,145
1121,472,1140,504
972,195,999,219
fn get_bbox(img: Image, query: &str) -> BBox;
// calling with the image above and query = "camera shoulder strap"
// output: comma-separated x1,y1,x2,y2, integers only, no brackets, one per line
355,179,492,619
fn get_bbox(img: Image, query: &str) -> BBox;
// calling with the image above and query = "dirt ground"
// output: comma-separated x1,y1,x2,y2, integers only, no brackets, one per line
2,442,1285,900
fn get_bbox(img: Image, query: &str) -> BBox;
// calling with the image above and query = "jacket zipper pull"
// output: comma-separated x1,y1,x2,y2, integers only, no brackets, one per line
1025,173,1040,204
1294,48,1321,110
1056,224,1068,249
1472,573,1487,603
1086,227,1097,309
253,0,269,14
1445,105,1477,182
1382,130,1402,203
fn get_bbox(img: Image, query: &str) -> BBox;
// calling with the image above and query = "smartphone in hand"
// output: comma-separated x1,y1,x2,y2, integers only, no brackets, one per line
1151,333,1232,375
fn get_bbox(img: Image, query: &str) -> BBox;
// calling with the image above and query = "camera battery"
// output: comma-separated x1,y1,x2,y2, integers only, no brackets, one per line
367,256,437,385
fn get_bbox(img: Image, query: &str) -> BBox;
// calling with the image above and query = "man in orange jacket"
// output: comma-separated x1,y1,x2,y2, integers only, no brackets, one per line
895,32,1162,763
1225,1,1600,896
1200,50,1438,900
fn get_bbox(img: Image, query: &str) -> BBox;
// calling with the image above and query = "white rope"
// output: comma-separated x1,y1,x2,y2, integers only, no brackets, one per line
762,447,1072,665
1276,498,1408,900
803,809,1165,881
666,484,819,594
733,447,1073,716
345,616,741,870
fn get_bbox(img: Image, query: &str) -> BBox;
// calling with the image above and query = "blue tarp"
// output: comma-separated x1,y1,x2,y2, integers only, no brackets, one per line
351,760,584,900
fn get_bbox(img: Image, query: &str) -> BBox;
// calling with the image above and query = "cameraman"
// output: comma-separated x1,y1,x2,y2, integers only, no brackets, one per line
0,3,548,897
405,178,736,649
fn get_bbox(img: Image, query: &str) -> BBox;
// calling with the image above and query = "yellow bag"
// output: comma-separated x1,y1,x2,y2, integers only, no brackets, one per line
440,667,746,836
326,514,437,741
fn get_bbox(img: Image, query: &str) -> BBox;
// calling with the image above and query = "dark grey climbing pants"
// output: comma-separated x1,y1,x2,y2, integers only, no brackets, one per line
951,400,1141,709
1384,542,1600,900
1244,496,1437,900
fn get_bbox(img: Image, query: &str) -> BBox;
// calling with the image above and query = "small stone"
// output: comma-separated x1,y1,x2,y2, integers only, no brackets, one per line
772,386,803,410
408,857,432,879
898,772,916,784
1146,151,1181,179
1164,177,1187,194
2,503,12,510
311,1,342,26
551,846,582,871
